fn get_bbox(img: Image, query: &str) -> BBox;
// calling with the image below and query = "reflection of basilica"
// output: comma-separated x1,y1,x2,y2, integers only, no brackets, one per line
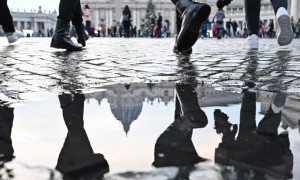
85,83,175,134
85,83,243,134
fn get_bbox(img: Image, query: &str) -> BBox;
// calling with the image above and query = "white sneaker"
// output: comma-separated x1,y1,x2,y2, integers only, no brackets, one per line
246,34,259,49
6,30,24,43
276,7,293,46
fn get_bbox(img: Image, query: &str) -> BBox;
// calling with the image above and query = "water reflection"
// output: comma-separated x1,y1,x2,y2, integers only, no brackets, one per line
215,90,294,179
153,84,208,179
56,93,109,179
0,103,15,179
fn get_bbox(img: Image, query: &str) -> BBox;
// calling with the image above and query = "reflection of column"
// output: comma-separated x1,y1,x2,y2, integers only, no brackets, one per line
95,9,99,29
291,0,298,19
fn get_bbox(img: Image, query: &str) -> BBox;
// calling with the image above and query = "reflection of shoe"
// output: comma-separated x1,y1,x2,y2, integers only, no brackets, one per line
6,30,24,43
176,0,211,52
180,109,208,128
273,92,287,108
276,7,293,46
246,34,259,49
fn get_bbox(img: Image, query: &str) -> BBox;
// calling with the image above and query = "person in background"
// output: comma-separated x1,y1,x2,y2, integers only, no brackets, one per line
201,19,210,38
83,4,92,36
231,20,238,37
122,5,132,38
213,7,225,39
295,18,300,38
225,18,232,38
156,12,163,38
51,0,87,51
0,0,24,44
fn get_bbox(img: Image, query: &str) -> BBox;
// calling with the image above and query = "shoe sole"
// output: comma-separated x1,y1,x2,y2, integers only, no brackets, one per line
50,41,82,51
277,15,293,46
177,4,211,52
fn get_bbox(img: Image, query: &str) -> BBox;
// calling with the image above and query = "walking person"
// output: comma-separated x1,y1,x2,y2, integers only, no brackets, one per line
0,0,24,44
295,18,300,38
213,7,225,39
245,0,293,48
50,0,87,51
83,4,92,36
121,5,132,38
232,20,238,37
225,18,232,38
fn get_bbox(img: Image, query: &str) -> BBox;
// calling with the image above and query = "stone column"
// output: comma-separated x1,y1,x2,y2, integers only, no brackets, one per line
95,9,99,30
133,8,137,27
291,0,298,19
170,9,176,35
106,9,109,33
109,9,113,28
137,10,140,30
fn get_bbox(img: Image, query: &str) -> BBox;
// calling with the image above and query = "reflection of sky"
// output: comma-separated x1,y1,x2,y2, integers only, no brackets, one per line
9,94,300,179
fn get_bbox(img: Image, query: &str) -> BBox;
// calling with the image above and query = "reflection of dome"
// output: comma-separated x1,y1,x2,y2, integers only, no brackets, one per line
111,105,143,134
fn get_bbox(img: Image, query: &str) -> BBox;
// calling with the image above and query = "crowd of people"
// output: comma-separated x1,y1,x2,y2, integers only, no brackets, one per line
0,0,298,52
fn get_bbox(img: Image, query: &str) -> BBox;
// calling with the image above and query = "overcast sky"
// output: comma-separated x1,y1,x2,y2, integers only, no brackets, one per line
8,0,60,12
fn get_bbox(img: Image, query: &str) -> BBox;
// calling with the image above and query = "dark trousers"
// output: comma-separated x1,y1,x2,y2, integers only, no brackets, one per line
0,0,15,32
245,0,287,35
57,0,83,25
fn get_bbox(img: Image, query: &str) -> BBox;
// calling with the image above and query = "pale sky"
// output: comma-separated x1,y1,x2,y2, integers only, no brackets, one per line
8,0,60,12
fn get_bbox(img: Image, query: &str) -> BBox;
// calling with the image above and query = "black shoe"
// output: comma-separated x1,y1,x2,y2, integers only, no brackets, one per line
74,23,89,47
51,19,82,51
176,0,211,52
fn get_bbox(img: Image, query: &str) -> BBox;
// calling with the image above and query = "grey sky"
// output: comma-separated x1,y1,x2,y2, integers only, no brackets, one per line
8,0,59,12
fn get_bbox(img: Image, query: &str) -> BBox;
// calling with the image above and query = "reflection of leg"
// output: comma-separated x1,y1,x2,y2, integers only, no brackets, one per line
257,93,286,135
171,0,210,52
270,0,293,46
239,91,256,130
176,84,208,128
0,107,14,161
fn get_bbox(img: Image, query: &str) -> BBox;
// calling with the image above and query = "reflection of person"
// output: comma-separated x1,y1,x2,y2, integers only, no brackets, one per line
0,0,24,43
56,93,109,179
0,103,15,178
51,0,87,51
214,91,294,179
153,84,208,179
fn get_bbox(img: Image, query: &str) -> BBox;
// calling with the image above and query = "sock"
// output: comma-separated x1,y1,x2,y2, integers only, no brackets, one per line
276,7,288,18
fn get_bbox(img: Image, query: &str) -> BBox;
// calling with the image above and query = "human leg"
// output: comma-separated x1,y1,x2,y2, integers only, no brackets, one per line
270,0,293,46
0,0,24,43
72,1,87,46
171,0,211,52
51,0,83,51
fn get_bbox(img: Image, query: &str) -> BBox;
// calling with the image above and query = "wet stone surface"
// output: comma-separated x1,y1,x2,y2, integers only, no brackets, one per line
0,37,300,97
0,37,300,180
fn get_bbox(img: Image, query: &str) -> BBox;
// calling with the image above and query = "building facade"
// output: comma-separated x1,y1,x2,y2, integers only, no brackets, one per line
0,6,57,37
81,0,300,36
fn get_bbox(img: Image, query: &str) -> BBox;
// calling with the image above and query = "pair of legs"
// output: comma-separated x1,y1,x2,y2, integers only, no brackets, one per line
51,0,87,51
245,0,293,47
0,0,24,43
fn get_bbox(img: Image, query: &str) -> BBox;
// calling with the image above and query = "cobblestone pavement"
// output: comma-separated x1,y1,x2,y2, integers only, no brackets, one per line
1,37,300,100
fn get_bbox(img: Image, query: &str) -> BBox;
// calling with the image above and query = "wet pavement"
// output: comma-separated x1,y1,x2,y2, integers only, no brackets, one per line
0,37,300,179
